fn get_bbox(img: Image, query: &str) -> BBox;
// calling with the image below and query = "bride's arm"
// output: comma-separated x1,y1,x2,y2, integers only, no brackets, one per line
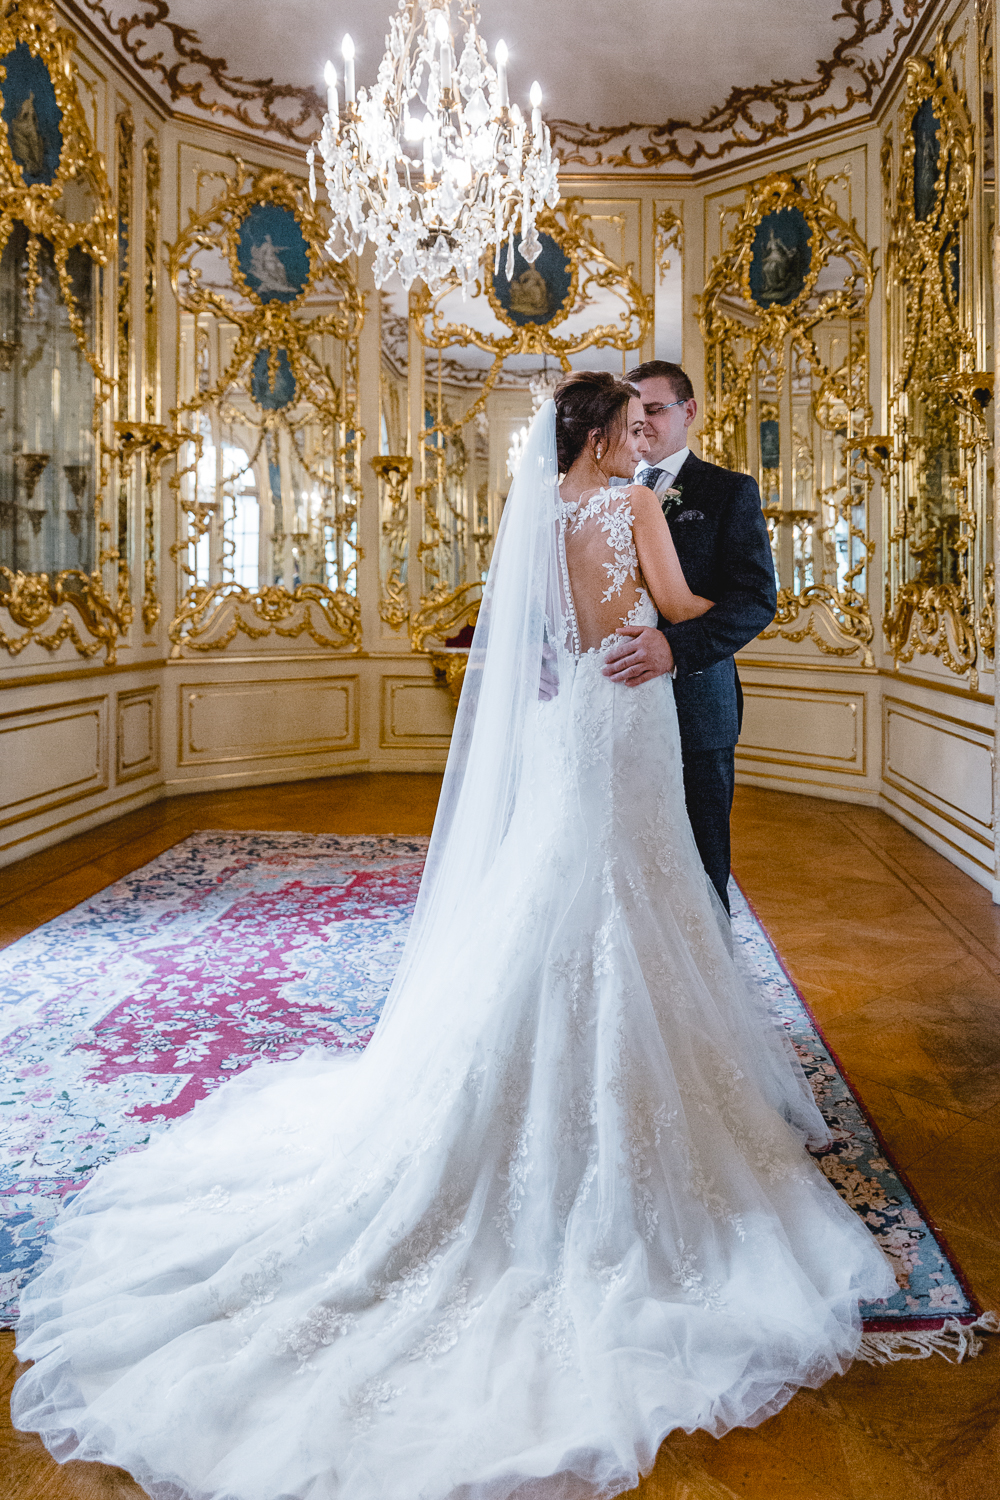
628,486,714,622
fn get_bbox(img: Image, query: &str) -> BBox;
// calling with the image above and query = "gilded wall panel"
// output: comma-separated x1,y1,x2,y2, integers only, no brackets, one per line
700,153,877,664
882,27,994,687
167,157,364,658
0,2,124,663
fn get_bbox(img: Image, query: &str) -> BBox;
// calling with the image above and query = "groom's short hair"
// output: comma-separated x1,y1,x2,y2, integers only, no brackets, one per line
625,361,695,404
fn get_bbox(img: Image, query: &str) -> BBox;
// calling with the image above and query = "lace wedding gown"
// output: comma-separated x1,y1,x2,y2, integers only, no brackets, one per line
14,474,895,1500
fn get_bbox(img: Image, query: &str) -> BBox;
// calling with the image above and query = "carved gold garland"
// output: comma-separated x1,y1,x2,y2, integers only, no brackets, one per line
0,0,127,663
883,31,990,683
409,201,652,652
166,161,365,657
699,163,877,664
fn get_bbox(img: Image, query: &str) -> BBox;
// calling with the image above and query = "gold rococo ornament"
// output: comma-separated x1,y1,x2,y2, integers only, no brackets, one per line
0,0,125,664
883,29,987,679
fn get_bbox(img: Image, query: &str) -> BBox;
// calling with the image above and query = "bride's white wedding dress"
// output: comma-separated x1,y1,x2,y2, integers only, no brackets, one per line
14,407,895,1500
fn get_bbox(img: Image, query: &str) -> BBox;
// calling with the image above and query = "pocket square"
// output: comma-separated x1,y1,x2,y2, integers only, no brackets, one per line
674,509,704,523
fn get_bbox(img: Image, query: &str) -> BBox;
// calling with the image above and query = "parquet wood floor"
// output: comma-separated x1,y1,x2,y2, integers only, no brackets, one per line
0,779,997,1500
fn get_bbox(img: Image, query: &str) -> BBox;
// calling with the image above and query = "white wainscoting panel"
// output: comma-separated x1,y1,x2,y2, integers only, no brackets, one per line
179,676,360,766
116,686,160,783
0,695,108,828
736,683,866,778
380,676,456,749
882,696,993,864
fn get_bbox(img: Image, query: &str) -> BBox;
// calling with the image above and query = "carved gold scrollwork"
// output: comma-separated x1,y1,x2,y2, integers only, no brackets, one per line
884,31,989,681
115,420,182,631
0,0,125,663
654,206,683,278
428,648,467,703
371,454,412,631
0,563,123,658
167,581,359,654
167,160,365,658
410,580,481,655
414,203,652,434
699,162,877,664
141,137,160,421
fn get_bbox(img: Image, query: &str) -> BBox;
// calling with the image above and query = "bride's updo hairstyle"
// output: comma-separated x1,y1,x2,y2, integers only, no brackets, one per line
554,370,638,475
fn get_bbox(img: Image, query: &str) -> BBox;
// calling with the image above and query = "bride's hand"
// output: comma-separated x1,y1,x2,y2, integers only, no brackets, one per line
602,625,674,685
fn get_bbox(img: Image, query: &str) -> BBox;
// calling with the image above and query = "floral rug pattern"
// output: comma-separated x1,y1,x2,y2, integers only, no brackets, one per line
0,831,978,1331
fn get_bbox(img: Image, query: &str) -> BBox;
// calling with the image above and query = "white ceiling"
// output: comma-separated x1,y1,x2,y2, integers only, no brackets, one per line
74,0,935,169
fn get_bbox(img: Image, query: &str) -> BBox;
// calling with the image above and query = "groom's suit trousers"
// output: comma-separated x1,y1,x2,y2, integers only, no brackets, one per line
681,747,736,913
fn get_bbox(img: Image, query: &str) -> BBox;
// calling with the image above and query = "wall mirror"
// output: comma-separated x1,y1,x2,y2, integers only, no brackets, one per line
375,202,652,678
0,12,119,662
700,164,877,664
168,162,364,657
884,32,993,684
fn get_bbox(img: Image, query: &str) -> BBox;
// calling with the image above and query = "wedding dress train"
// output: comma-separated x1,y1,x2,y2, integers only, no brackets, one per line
13,410,895,1500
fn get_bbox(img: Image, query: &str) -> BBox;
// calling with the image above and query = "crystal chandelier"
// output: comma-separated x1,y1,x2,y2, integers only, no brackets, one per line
310,1,560,295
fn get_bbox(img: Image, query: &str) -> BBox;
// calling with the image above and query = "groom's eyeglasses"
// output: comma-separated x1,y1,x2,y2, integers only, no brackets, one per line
643,400,686,416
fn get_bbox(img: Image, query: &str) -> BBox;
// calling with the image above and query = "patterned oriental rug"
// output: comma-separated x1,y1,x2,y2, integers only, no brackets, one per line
0,831,994,1362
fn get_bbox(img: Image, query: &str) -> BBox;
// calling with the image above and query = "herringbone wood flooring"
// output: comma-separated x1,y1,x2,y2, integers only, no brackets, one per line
0,778,997,1499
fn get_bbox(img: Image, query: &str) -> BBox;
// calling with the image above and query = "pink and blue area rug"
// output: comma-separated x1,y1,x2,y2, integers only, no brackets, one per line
0,830,992,1357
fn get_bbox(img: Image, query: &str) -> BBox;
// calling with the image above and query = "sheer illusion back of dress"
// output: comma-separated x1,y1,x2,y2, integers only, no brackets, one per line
561,487,656,653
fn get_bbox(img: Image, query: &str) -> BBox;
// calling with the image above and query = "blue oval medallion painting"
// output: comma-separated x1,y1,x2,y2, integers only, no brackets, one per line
749,208,812,308
492,233,572,328
251,347,296,409
236,203,310,304
1,43,63,187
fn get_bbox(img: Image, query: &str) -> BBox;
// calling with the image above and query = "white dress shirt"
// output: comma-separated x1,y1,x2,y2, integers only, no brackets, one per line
635,444,690,492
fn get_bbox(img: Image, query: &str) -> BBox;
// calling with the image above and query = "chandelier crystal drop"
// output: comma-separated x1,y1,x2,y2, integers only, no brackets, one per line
311,0,560,295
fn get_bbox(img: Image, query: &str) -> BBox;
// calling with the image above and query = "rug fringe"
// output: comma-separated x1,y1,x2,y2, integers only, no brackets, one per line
856,1311,1000,1366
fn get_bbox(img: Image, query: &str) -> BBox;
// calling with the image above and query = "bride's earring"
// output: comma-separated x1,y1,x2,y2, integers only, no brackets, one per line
595,444,603,462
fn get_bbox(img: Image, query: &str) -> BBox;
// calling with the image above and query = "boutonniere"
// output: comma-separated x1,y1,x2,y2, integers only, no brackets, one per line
661,485,684,516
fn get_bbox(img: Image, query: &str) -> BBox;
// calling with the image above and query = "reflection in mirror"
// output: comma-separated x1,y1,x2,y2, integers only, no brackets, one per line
0,224,97,579
167,168,364,655
884,37,991,681
390,208,652,653
701,167,876,663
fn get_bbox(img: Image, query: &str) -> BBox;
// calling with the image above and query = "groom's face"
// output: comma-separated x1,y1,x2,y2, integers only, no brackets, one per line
634,377,697,467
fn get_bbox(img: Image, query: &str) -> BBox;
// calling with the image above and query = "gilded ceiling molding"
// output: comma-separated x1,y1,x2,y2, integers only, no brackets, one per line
548,0,936,170
71,0,936,168
74,0,323,142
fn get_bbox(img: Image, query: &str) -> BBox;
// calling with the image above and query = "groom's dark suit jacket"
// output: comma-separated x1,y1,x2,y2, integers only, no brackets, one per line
657,452,777,751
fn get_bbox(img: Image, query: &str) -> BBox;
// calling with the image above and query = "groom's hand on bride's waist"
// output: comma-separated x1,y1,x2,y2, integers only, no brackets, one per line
602,626,675,686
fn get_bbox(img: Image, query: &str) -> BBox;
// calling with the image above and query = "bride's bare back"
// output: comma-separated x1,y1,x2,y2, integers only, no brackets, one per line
562,487,654,654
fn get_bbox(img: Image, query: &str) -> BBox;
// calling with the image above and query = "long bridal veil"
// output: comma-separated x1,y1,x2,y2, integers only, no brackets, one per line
378,398,572,1033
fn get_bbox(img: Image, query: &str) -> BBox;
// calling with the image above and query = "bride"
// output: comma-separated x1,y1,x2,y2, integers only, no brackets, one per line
13,373,895,1500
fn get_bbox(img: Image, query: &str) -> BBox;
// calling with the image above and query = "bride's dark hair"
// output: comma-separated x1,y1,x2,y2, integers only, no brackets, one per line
554,370,638,474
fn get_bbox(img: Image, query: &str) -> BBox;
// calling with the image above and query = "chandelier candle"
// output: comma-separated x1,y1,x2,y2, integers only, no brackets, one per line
342,34,356,105
315,0,559,294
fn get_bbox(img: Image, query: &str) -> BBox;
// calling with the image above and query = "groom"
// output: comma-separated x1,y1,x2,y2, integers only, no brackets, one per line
604,361,777,912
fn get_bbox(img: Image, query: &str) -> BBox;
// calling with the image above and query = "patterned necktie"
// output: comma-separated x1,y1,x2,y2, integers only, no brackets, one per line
637,466,666,490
